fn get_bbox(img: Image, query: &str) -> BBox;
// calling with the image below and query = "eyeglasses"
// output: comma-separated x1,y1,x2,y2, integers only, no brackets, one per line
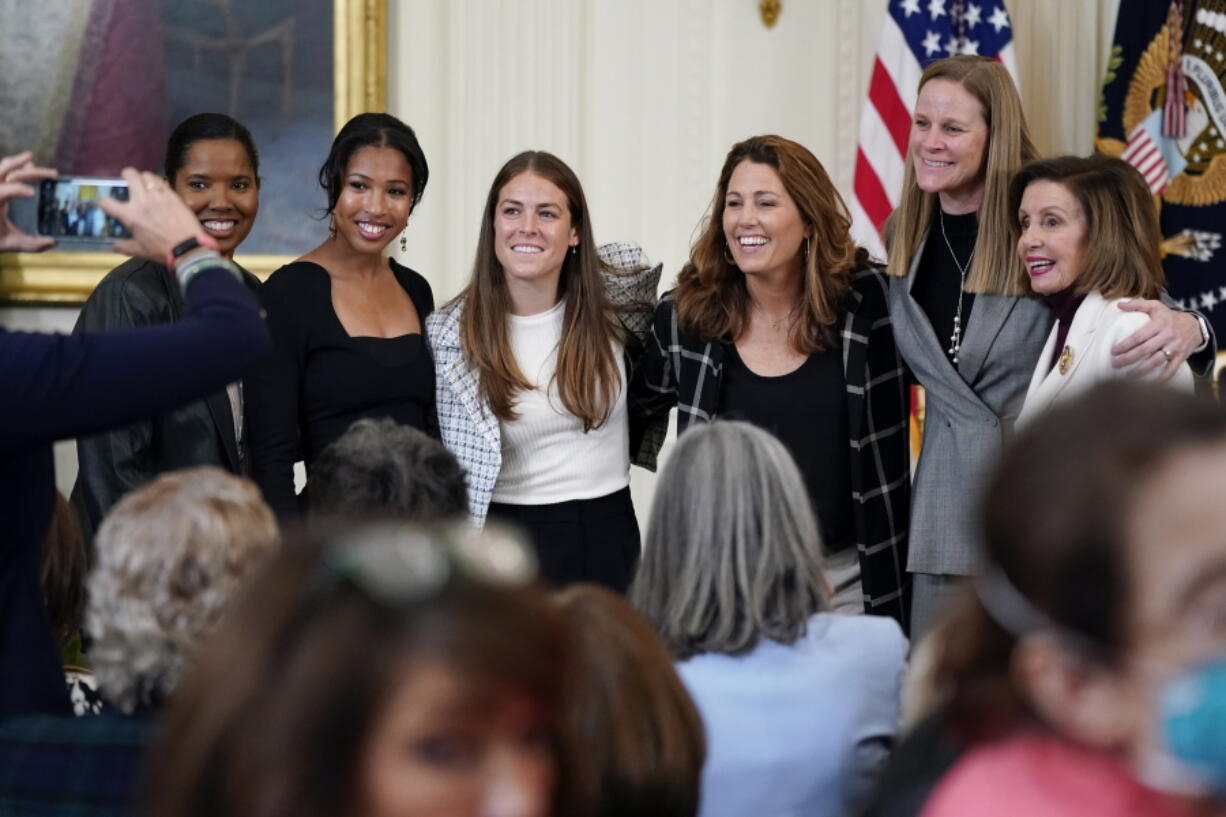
308,521,539,610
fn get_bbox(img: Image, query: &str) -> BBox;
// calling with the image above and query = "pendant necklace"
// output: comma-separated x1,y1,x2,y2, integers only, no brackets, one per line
939,209,974,364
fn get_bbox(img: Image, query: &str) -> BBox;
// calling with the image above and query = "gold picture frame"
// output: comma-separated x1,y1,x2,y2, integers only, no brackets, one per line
0,0,387,305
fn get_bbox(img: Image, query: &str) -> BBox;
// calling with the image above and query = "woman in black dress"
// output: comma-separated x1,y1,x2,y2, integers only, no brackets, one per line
245,113,434,517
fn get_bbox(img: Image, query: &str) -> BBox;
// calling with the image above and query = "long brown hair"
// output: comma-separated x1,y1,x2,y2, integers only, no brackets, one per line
674,134,864,353
1008,155,1164,300
145,522,575,817
556,584,705,817
886,55,1039,295
457,151,622,431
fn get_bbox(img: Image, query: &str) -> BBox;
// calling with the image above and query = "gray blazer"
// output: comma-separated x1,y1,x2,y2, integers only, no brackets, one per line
888,234,1051,576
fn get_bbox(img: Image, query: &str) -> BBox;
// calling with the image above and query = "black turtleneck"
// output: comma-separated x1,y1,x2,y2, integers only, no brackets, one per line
912,209,978,364
1043,286,1087,373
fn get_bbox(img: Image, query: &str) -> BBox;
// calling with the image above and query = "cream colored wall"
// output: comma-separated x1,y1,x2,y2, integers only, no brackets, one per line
11,0,1122,499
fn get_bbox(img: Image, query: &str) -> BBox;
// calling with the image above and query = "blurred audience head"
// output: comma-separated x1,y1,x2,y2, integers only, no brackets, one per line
309,418,468,522
147,521,574,817
555,584,705,817
937,381,1226,797
41,491,86,649
631,420,829,660
85,467,278,714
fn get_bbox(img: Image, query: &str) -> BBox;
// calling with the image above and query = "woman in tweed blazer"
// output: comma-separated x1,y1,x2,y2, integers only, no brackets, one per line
427,151,660,592
629,135,911,631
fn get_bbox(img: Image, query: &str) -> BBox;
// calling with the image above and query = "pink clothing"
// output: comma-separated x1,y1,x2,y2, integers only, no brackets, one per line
920,732,1191,817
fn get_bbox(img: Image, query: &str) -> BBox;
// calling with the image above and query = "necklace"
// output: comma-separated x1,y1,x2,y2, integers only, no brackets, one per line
939,209,974,364
754,300,798,331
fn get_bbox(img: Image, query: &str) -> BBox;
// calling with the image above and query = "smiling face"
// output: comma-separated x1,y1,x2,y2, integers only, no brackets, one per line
359,659,557,817
1016,179,1087,295
910,78,990,213
170,138,259,259
492,171,578,303
332,145,414,255
721,160,807,281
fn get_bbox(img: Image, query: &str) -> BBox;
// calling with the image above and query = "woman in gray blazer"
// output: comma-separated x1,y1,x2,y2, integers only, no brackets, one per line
885,56,1213,640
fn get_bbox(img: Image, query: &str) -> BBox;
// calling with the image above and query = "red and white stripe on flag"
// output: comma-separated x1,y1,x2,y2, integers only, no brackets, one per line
851,1,1018,259
1121,126,1172,194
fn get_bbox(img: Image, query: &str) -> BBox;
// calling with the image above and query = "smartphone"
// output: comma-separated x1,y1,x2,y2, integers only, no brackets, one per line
37,177,132,240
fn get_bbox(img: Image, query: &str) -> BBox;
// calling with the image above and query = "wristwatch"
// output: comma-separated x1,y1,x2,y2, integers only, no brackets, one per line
166,233,221,272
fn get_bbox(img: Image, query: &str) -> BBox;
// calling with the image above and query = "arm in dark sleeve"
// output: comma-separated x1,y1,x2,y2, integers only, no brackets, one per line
1161,291,1217,377
627,299,679,471
0,266,269,453
244,279,307,518
71,279,157,531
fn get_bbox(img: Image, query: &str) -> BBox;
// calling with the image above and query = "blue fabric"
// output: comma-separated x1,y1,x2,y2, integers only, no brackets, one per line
0,712,152,817
0,267,269,720
677,613,907,817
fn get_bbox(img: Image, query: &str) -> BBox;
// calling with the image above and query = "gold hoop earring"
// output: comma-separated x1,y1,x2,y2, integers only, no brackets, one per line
804,236,810,260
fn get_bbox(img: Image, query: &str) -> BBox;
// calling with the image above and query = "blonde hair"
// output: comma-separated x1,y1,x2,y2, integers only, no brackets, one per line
85,467,278,712
886,55,1039,295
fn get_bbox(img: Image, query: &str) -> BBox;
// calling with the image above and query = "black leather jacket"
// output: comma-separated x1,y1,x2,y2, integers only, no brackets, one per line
69,257,262,542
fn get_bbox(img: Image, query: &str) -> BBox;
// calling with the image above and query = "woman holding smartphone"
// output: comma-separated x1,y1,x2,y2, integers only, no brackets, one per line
71,113,263,543
245,113,435,518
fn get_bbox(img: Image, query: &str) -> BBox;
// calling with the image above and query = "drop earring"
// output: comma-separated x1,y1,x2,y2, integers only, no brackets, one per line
328,214,337,240
400,231,408,252
804,236,810,260
571,245,578,256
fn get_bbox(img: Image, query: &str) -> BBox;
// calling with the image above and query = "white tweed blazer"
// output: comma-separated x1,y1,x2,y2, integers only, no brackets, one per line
426,242,661,526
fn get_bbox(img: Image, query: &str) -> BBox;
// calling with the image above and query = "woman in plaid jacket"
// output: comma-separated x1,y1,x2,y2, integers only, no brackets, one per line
629,135,911,631
427,151,660,593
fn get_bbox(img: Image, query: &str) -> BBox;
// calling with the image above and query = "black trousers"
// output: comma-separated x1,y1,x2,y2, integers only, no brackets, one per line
487,486,641,593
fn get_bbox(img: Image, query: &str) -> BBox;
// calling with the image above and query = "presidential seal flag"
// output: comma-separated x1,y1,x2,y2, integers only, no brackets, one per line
1098,0,1226,336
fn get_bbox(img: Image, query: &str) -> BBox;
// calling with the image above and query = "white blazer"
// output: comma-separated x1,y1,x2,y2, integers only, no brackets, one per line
1017,292,1193,426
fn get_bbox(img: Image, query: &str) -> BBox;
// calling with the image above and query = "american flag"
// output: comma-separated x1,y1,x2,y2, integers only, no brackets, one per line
851,0,1018,258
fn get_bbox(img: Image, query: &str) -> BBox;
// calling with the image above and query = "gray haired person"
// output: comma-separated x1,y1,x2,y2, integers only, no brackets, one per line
632,421,906,817
309,418,467,522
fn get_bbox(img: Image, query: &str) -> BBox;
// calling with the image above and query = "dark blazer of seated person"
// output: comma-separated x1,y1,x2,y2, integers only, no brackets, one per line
245,259,435,518
0,264,270,720
70,257,263,544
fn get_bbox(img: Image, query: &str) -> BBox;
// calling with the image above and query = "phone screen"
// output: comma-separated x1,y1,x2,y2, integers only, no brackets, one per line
38,177,132,239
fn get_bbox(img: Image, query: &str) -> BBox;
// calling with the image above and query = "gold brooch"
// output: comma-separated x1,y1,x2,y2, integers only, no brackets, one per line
1058,345,1075,375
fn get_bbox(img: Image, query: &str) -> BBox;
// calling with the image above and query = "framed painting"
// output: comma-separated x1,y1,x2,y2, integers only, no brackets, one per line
0,0,386,304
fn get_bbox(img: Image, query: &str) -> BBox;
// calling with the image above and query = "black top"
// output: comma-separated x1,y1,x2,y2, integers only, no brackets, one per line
718,342,853,551
1044,287,1088,373
245,259,436,518
912,209,978,364
0,267,269,720
70,257,262,543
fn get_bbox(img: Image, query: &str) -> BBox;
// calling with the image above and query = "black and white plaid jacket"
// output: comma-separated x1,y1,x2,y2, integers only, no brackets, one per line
628,265,911,631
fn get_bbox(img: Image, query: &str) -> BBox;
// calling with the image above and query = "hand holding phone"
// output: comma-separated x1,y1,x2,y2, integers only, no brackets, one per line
100,168,213,264
0,151,57,253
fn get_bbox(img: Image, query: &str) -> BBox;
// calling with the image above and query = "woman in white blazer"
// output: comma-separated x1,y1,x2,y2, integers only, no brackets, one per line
426,150,659,593
1013,156,1193,426
885,56,1212,640
631,421,907,817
